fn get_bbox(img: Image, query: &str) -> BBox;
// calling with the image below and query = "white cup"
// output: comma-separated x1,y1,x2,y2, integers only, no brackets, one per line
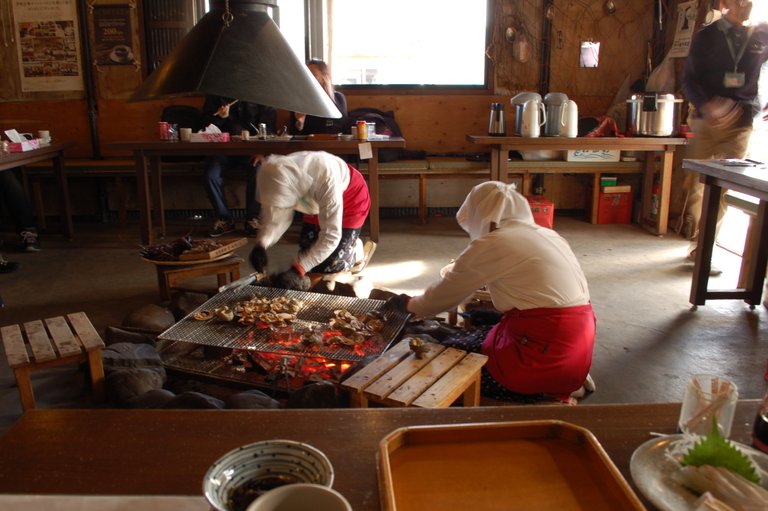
678,374,738,437
179,127,192,142
246,483,351,511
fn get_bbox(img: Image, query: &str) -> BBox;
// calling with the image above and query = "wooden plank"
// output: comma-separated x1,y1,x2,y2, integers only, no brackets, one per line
341,339,413,393
1,325,30,368
413,353,489,408
364,343,446,402
44,317,82,357
22,320,57,363
385,347,466,406
67,312,105,351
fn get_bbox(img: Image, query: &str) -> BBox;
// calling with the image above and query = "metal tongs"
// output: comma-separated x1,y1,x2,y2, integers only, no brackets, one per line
218,272,261,294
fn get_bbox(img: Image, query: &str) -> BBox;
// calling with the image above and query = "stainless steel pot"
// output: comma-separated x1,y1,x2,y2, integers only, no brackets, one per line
626,93,684,137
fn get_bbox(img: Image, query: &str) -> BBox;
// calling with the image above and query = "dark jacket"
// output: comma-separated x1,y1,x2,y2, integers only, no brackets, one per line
289,91,348,135
683,19,768,124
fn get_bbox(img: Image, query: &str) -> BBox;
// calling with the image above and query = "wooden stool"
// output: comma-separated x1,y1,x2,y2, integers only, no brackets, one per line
155,256,242,300
1,312,105,411
341,338,488,408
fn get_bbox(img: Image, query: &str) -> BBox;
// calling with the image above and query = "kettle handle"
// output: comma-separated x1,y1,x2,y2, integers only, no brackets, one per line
538,102,547,127
560,104,568,127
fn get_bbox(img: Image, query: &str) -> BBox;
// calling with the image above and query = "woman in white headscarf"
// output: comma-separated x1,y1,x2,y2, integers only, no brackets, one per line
249,151,371,289
387,181,595,402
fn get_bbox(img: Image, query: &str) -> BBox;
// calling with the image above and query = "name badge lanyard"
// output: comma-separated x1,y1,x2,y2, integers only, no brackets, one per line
723,25,755,87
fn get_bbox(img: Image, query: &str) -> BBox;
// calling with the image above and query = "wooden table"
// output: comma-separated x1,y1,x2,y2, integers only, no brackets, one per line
110,138,406,245
0,142,75,238
682,159,768,309
0,402,760,509
467,136,686,235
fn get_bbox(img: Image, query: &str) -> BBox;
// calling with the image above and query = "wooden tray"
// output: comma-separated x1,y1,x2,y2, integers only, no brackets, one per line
378,420,646,511
178,237,247,261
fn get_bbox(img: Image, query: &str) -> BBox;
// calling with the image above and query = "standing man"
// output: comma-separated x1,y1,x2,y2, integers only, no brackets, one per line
681,0,768,273
200,95,276,237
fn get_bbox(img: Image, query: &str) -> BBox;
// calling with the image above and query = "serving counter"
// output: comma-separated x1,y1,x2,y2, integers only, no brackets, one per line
110,138,406,244
0,401,761,510
467,135,686,235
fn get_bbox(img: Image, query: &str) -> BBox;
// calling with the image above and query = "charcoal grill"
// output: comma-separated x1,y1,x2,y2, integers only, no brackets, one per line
158,285,409,362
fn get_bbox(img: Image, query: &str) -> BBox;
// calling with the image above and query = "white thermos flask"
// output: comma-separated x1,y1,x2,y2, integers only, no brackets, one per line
521,100,545,138
564,100,579,138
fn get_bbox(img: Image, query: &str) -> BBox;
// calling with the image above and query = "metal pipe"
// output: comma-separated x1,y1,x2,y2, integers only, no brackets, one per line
77,0,101,158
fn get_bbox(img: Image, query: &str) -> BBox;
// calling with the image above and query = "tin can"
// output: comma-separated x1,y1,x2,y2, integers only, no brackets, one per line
157,121,170,141
356,120,368,141
259,123,268,140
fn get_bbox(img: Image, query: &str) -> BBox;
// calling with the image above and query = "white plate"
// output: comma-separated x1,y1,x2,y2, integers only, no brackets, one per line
630,434,768,511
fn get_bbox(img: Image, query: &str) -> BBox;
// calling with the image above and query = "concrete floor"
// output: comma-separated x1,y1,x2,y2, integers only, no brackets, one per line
1,213,767,435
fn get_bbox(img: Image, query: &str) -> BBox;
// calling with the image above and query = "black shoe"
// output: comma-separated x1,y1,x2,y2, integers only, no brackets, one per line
208,219,235,238
0,259,19,274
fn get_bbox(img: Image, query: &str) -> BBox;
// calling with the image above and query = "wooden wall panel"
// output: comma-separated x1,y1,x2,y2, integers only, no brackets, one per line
0,0,666,214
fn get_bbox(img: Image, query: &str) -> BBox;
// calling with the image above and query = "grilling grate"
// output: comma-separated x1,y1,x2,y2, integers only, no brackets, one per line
158,285,409,361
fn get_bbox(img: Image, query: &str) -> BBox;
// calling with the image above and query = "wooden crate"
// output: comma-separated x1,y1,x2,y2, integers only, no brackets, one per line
341,338,487,408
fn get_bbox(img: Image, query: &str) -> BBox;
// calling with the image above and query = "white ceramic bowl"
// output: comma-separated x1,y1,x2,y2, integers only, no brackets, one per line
203,440,334,511
245,483,352,511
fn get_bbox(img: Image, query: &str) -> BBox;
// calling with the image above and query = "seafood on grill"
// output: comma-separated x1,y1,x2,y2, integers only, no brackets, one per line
193,310,214,321
234,294,303,326
214,306,235,322
325,309,385,347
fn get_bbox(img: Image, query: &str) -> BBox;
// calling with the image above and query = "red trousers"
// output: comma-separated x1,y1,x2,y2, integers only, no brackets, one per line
481,303,596,398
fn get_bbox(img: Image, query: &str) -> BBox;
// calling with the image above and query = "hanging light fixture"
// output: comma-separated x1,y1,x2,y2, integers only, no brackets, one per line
129,0,341,119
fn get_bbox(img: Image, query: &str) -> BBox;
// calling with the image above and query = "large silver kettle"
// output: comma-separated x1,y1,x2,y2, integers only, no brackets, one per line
511,92,543,136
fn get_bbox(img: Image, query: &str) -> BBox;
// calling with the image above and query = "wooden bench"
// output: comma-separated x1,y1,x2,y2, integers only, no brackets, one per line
0,311,105,411
152,255,243,300
341,337,488,408
23,158,204,228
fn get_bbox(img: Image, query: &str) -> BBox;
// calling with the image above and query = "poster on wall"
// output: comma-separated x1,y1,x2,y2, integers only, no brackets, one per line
93,4,134,66
668,0,699,58
12,0,84,92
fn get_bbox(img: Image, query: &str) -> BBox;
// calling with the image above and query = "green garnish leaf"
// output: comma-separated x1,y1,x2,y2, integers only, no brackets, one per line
681,418,759,484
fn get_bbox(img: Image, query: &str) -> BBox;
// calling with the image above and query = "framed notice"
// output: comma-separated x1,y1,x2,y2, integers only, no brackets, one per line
669,0,699,58
93,4,135,66
12,0,84,92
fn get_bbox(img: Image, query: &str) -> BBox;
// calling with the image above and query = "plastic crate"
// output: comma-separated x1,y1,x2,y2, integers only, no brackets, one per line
526,195,554,229
597,191,633,224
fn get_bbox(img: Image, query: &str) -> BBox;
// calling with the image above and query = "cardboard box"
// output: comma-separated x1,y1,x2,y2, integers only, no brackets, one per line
597,191,633,224
8,138,41,152
526,195,554,229
566,149,621,162
189,132,230,142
